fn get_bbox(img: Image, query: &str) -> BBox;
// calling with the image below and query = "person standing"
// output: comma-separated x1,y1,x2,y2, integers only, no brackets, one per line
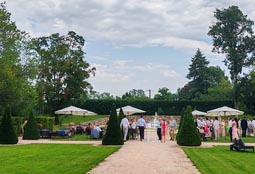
228,118,233,142
136,115,146,141
213,117,219,140
120,115,129,141
169,117,177,141
251,118,255,137
232,121,239,141
241,117,248,137
155,118,162,141
161,119,167,143
129,119,137,140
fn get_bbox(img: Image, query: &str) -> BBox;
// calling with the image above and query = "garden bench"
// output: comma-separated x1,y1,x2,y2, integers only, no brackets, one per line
230,139,254,152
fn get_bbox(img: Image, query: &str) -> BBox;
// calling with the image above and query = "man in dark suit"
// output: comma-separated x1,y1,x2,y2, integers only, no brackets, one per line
241,117,248,137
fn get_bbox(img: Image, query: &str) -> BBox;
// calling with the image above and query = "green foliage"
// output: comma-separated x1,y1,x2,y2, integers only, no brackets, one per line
122,89,148,99
23,110,40,140
118,108,125,124
102,104,124,145
0,107,18,144
83,99,233,115
0,116,23,135
177,106,201,146
32,31,95,114
208,6,255,108
36,116,55,130
154,87,175,100
239,71,255,114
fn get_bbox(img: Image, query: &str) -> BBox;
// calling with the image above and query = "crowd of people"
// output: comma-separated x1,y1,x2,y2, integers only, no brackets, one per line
195,117,255,142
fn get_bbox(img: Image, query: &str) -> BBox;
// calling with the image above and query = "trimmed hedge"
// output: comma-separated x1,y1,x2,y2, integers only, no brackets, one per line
102,104,124,145
23,111,40,140
0,116,23,135
177,106,201,146
36,116,55,130
0,107,18,144
82,99,233,115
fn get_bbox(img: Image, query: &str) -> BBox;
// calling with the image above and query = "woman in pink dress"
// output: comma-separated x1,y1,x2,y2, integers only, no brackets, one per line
232,121,239,141
161,119,167,143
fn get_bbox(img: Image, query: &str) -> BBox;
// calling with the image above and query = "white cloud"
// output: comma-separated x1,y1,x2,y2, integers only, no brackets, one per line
160,70,177,78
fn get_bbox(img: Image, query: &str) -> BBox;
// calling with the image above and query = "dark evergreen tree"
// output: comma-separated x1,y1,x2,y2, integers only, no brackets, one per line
118,108,125,138
102,104,124,145
23,110,40,140
176,108,185,143
0,106,18,144
177,106,201,146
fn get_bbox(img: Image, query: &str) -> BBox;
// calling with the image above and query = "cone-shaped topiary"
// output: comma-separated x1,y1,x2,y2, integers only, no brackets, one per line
23,110,40,140
176,108,185,143
0,106,18,144
177,106,201,146
118,108,125,138
118,108,125,124
102,104,124,145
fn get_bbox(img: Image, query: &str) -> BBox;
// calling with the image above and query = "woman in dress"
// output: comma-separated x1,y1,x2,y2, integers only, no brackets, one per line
161,119,167,143
232,121,239,141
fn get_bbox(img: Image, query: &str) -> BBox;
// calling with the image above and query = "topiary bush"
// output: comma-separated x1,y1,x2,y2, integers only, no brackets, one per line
0,107,18,144
102,104,124,145
23,110,40,140
177,106,201,146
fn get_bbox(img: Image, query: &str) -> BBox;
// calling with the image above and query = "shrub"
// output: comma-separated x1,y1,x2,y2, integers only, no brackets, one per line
36,116,55,130
23,110,40,140
0,116,23,135
177,106,201,146
102,104,124,145
0,107,18,144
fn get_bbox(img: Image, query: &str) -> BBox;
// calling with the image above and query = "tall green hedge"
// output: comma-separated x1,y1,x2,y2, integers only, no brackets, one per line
36,117,55,130
0,107,18,144
82,99,233,115
102,104,124,145
177,106,201,146
23,111,40,140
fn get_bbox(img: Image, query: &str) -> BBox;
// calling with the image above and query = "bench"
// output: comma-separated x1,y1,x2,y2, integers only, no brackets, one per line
230,139,254,152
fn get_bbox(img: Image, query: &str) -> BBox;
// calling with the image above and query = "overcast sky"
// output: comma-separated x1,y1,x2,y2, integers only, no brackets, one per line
6,0,255,97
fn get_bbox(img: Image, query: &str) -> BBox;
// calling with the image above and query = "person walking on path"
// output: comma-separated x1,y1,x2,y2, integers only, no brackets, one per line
155,118,162,140
169,117,177,141
161,119,167,143
137,115,146,141
241,117,248,137
120,115,129,141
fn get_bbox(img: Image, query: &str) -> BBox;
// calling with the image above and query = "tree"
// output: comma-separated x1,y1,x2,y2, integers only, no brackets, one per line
122,89,147,99
0,106,18,144
186,49,210,99
177,106,201,146
0,2,35,114
208,6,255,108
32,31,96,114
23,110,40,140
239,71,255,114
154,87,175,100
102,104,124,145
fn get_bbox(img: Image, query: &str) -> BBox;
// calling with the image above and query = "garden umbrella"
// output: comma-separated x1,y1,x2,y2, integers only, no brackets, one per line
116,105,146,115
192,110,207,117
206,106,244,117
55,106,91,116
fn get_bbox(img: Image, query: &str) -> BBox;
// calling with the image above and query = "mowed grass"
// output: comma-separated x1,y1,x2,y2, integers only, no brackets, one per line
0,144,119,174
183,146,255,174
51,134,102,141
60,115,108,124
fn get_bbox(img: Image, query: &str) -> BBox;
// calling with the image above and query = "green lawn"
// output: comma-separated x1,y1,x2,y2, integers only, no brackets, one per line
0,144,119,174
183,146,255,174
205,135,255,143
51,134,102,141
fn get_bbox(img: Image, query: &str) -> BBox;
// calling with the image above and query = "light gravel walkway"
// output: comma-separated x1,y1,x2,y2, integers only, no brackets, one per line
88,131,200,174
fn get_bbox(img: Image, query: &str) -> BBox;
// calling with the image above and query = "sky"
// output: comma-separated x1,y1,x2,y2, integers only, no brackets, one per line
5,0,255,97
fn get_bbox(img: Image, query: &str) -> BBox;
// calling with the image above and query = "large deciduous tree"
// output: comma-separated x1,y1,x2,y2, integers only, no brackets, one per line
208,6,255,108
33,31,95,114
0,2,35,115
154,87,175,100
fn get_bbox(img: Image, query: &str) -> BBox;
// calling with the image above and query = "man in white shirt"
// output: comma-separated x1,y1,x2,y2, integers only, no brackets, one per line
136,115,146,141
120,116,129,141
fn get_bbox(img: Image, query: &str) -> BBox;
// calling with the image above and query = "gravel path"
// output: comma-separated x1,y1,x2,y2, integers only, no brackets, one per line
88,131,200,174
